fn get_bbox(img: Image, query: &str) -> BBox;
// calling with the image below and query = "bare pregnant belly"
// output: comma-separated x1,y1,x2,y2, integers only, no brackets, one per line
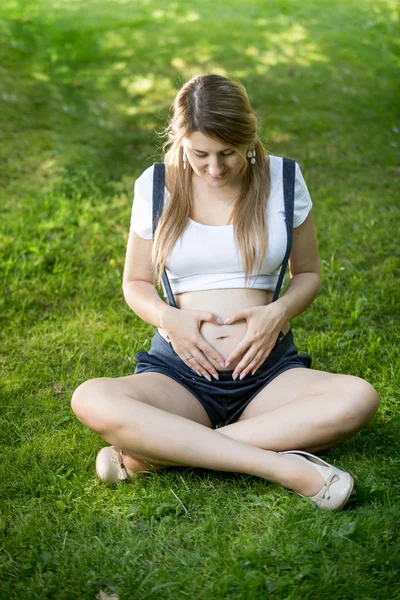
157,288,290,371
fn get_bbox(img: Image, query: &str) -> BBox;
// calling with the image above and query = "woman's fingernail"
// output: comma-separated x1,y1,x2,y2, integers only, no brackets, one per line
219,362,225,368
224,318,231,324
225,361,230,367
216,317,224,324
232,373,238,380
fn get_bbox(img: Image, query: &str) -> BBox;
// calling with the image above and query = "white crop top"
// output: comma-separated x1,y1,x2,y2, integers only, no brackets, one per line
130,155,312,298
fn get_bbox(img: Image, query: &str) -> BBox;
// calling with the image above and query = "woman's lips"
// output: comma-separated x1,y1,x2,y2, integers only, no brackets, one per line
209,172,227,180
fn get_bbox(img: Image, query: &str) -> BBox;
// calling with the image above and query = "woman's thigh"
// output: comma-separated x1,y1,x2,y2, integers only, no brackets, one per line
71,372,213,429
236,367,379,422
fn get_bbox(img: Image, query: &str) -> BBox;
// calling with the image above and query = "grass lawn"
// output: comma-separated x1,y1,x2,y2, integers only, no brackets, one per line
1,0,400,598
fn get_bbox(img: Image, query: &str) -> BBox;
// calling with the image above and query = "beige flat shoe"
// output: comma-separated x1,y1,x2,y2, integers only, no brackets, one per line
95,446,134,483
280,450,354,511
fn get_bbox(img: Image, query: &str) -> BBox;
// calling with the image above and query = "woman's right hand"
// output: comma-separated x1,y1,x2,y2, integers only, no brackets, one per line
162,308,226,380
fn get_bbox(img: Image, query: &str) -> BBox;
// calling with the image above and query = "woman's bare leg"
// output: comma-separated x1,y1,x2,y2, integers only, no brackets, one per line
217,369,379,452
122,371,379,468
71,374,327,497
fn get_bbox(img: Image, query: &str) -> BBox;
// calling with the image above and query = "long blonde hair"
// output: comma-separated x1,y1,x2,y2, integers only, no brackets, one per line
151,74,270,290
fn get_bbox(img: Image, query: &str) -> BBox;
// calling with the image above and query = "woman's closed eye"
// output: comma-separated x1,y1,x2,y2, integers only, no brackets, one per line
194,151,235,158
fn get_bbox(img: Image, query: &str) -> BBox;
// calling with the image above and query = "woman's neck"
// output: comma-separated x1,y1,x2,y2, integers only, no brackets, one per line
191,172,242,205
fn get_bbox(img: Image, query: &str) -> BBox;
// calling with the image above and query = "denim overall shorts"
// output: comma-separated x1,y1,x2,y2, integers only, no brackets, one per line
133,160,312,429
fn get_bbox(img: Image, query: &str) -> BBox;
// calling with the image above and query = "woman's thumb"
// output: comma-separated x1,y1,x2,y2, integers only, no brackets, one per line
204,312,224,325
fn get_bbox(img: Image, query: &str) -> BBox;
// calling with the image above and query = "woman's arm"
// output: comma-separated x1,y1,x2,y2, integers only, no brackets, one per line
122,230,177,329
274,210,321,323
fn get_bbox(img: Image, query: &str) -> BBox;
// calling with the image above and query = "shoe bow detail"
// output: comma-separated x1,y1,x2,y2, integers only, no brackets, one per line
111,450,131,481
319,472,340,501
96,445,134,483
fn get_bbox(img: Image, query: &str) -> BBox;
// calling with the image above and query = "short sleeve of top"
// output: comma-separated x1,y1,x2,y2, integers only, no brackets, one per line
293,161,312,227
129,165,155,240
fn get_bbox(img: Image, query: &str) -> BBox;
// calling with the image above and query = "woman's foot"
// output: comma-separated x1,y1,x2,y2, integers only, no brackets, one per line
279,453,325,497
95,446,163,483
96,446,133,482
279,450,354,511
122,452,163,474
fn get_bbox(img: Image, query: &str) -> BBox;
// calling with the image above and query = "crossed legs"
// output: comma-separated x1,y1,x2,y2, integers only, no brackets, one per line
71,367,379,497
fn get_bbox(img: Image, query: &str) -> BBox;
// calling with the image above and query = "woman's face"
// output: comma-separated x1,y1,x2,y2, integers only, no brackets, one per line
182,131,246,188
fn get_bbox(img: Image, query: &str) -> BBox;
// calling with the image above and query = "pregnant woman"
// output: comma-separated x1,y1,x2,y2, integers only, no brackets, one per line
71,74,379,510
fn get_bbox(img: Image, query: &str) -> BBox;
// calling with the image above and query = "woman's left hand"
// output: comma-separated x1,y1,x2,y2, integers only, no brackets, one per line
223,303,286,380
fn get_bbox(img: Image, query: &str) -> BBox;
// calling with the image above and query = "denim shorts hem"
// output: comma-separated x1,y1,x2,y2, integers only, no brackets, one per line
134,328,312,429
222,361,310,426
132,366,219,426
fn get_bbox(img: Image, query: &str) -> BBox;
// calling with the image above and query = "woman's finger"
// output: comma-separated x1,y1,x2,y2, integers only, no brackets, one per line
197,341,228,370
251,350,272,375
232,348,269,379
224,338,252,368
182,347,219,381
251,357,266,376
231,349,257,379
181,353,210,380
252,344,276,375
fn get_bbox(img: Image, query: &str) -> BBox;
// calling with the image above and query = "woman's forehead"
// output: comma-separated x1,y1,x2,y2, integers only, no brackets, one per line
184,131,239,151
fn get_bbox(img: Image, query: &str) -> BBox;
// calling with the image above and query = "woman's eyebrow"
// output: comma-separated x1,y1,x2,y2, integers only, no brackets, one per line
192,147,232,153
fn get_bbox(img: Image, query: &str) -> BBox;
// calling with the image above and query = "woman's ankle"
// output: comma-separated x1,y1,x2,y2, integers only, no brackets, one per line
122,453,163,473
278,454,324,497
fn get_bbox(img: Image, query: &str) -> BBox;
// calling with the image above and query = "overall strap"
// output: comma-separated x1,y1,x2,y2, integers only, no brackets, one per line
152,162,178,308
152,158,296,308
271,157,296,302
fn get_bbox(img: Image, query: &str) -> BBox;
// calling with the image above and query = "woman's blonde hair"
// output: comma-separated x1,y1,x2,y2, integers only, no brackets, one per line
151,73,270,291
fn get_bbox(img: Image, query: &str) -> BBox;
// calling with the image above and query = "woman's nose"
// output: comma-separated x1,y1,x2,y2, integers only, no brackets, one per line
208,158,224,176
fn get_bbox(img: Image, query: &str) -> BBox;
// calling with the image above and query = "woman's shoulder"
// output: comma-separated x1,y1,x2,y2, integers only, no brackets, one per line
268,154,307,184
268,154,298,172
134,163,168,198
133,163,172,210
267,154,288,187
135,163,156,188
267,154,280,174
135,163,172,191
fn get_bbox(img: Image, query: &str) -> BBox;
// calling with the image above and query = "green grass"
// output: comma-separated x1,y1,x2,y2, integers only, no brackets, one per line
1,0,400,598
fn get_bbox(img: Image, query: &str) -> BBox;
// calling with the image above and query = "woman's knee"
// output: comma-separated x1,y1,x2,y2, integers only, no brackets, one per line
333,376,380,433
71,377,116,432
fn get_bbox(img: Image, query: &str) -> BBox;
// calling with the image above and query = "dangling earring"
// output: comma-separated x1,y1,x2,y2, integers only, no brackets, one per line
182,149,187,169
247,149,256,164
